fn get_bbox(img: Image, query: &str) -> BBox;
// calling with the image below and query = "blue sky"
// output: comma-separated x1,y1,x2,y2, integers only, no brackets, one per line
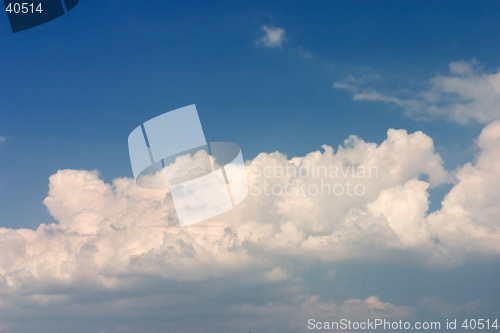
1,0,495,228
1,1,500,332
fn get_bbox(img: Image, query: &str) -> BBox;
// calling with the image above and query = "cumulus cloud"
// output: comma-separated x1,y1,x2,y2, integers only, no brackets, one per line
427,120,500,256
335,59,500,124
1,123,500,331
257,25,286,48
3,124,500,287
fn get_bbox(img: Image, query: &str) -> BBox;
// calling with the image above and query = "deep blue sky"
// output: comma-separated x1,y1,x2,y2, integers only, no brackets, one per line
3,3,500,333
1,0,498,228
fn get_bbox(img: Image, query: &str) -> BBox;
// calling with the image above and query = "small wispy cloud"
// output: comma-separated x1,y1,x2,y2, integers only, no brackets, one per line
257,25,286,48
298,46,313,59
335,59,500,124
0,136,6,144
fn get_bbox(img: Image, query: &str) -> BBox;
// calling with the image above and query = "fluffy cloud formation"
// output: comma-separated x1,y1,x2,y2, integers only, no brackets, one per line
335,59,500,124
257,25,286,48
427,120,500,257
1,123,500,331
0,126,454,287
3,124,500,283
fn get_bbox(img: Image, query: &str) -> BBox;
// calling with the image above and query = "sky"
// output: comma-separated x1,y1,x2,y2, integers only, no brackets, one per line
1,1,500,332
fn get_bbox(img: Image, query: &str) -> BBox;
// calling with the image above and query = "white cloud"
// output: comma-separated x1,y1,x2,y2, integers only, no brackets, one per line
1,123,500,331
0,136,6,144
3,125,499,290
427,120,500,256
335,59,500,124
257,25,286,48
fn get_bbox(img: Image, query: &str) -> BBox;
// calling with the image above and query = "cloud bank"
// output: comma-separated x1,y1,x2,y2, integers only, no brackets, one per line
1,122,500,332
